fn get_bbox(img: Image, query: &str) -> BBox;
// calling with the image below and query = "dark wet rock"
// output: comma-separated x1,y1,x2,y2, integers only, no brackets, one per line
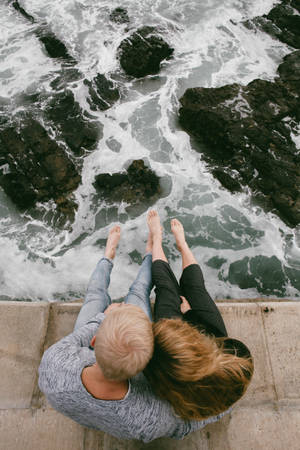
106,137,121,153
277,50,300,96
36,27,74,61
224,255,286,295
109,7,130,24
50,68,83,90
84,74,120,111
243,0,300,49
179,52,300,226
0,115,9,128
12,0,35,23
11,0,75,62
284,265,300,291
94,159,160,204
45,90,101,155
129,250,143,264
0,116,81,219
212,169,242,192
222,254,300,296
0,173,37,209
118,26,174,78
206,256,227,270
54,195,79,221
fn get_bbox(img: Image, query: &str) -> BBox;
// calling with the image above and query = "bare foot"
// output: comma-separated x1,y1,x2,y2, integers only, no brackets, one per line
171,218,187,252
104,225,121,259
147,210,162,240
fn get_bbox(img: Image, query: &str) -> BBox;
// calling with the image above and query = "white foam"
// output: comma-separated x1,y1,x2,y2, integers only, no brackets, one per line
0,4,58,98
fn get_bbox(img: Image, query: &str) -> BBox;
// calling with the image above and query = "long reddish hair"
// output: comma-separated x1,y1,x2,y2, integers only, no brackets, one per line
144,318,253,420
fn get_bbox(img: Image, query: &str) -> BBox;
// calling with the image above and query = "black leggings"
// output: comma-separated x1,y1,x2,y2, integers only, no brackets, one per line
152,260,227,337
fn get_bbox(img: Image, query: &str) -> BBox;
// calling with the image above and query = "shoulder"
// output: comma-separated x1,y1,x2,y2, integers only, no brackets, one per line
39,339,86,371
39,345,94,394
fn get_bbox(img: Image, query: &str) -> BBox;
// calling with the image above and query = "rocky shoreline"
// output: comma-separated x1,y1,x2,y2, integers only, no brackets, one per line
1,3,173,225
179,0,300,227
1,1,300,228
179,51,300,226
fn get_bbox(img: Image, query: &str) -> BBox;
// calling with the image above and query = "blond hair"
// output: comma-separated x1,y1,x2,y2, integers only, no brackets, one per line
94,305,154,381
144,319,253,420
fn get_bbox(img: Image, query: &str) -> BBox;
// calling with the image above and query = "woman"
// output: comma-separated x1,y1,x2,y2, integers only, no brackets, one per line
145,210,254,420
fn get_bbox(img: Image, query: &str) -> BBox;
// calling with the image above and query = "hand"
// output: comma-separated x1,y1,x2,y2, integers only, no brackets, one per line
180,296,191,314
104,302,122,315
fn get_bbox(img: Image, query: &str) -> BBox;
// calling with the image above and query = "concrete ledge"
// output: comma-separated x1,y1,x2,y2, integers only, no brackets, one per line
0,299,299,450
0,302,49,409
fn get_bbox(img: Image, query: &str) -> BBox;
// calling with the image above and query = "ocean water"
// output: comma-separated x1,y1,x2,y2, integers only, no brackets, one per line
0,0,299,302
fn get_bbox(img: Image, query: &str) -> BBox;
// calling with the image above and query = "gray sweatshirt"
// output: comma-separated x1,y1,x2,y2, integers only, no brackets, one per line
38,312,229,443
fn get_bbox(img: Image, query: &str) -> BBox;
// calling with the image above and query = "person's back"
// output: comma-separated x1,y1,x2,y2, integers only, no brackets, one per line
38,309,228,443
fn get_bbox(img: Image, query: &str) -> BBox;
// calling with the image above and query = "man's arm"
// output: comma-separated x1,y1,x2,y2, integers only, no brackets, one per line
42,311,105,357
38,312,105,394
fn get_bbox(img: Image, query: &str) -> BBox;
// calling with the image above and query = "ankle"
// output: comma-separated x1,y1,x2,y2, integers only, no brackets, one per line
152,231,162,241
105,249,115,259
178,241,189,252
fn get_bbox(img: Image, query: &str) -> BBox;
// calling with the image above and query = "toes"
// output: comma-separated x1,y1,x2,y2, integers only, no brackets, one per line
111,225,120,233
108,225,121,242
148,209,157,218
171,218,184,235
147,210,159,224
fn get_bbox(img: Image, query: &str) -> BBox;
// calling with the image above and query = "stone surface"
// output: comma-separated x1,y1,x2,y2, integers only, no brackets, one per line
44,302,81,349
109,7,130,24
218,303,276,405
83,429,105,450
278,49,300,94
50,68,83,91
46,90,101,155
0,300,299,449
141,428,210,450
118,26,174,78
222,255,300,297
84,74,120,111
1,405,299,450
259,302,300,400
0,115,81,218
12,0,35,23
0,302,49,409
94,159,161,205
36,28,74,61
0,408,85,450
225,405,300,450
243,0,300,49
178,52,300,226
11,1,74,61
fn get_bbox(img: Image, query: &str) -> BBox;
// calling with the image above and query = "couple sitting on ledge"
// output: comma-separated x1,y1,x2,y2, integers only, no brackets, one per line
39,210,253,443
